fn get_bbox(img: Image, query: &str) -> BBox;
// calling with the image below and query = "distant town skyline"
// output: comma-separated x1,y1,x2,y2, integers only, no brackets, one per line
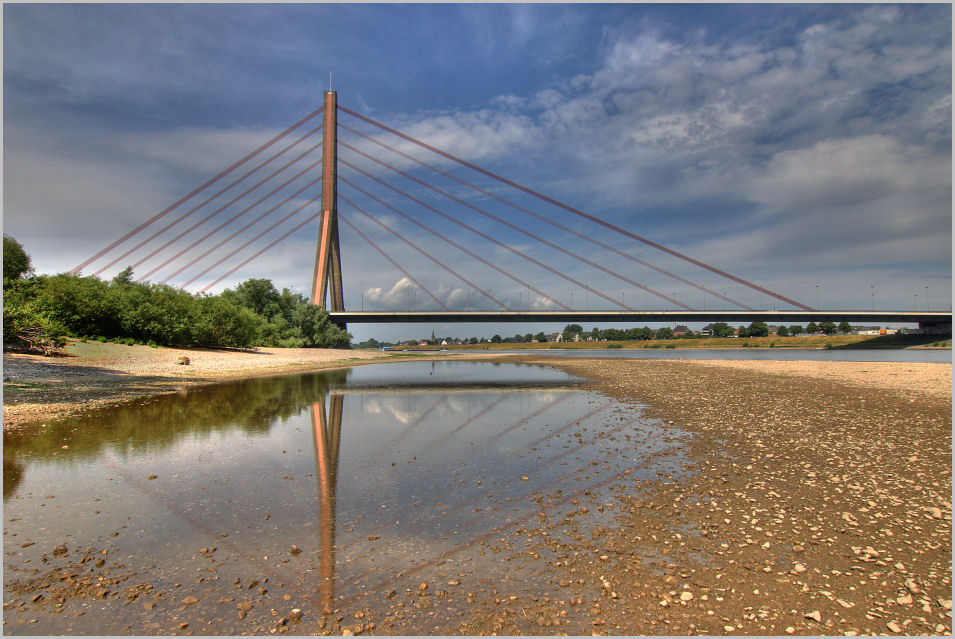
4,3,950,341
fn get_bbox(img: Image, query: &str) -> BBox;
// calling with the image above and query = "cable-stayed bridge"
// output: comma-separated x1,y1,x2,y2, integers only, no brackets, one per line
71,91,951,333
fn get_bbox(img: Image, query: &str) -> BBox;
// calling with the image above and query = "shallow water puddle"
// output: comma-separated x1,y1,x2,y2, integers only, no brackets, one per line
3,361,688,635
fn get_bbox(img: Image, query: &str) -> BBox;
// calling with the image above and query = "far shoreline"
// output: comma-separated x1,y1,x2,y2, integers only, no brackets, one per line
370,332,950,352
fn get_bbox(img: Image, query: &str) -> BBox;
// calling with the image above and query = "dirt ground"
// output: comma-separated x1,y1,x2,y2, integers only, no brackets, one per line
2,343,951,635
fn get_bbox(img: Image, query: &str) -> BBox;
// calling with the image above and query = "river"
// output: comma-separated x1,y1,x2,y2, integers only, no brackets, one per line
2,360,688,635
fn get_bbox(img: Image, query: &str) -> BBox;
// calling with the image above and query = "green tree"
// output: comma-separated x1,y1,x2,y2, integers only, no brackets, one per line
737,326,748,338
655,327,673,340
789,325,803,336
193,296,262,348
710,322,735,338
3,235,32,282
111,266,135,286
838,321,852,334
747,321,770,337
491,334,502,343
776,325,789,337
590,327,601,341
33,274,117,339
806,321,819,334
562,324,583,341
226,278,281,318
2,278,66,352
820,321,837,335
534,331,548,343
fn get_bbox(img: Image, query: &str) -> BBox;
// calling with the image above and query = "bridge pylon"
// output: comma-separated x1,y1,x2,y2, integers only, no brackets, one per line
311,90,345,312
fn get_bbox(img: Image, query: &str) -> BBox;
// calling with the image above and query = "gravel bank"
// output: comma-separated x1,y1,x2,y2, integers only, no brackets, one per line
449,357,951,636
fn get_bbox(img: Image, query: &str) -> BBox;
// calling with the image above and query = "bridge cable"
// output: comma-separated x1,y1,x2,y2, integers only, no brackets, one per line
183,189,323,290
339,106,814,311
339,156,632,311
340,176,569,310
165,173,323,286
72,107,323,275
342,141,690,311
340,123,753,311
124,136,325,278
198,207,322,294
337,213,449,311
340,197,506,310
140,154,325,282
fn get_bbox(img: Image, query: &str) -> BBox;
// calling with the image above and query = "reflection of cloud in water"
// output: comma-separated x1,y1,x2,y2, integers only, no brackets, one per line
361,396,419,425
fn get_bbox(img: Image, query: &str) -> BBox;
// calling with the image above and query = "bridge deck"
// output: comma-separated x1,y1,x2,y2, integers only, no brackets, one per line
330,310,951,326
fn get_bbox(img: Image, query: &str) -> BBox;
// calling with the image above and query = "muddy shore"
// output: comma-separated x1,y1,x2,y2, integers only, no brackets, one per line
2,343,952,635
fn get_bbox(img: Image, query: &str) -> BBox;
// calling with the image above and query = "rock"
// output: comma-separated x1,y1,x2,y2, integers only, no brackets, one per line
784,627,795,634
52,544,68,557
177,356,190,365
289,609,302,621
289,545,301,556
886,621,902,633
794,563,806,573
680,591,693,602
896,593,913,605
938,598,952,611
182,596,198,606
806,610,822,622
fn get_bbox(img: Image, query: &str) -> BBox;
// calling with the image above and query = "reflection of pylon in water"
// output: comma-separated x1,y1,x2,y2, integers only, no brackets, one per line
310,394,343,613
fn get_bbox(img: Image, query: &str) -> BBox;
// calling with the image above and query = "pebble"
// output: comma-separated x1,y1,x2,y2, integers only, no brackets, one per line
806,610,822,622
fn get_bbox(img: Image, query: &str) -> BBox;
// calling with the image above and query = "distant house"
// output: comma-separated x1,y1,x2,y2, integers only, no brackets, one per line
673,325,690,337
700,323,715,337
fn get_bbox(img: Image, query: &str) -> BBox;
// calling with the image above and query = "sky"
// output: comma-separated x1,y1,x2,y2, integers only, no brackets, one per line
3,3,951,342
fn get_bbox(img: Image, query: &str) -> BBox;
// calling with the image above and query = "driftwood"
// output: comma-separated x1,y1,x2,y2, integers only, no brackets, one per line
14,326,65,357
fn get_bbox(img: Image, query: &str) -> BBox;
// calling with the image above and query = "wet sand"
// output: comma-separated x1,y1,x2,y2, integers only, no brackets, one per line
2,344,951,635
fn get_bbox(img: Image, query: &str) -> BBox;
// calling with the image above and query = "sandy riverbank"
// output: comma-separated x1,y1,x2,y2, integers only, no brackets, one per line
449,356,951,636
1,343,952,634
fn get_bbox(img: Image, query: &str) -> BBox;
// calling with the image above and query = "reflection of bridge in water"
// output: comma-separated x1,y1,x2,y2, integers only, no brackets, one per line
310,394,342,614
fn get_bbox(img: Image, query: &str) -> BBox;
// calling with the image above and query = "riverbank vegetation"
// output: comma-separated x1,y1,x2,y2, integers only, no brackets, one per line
367,333,949,351
2,236,350,352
